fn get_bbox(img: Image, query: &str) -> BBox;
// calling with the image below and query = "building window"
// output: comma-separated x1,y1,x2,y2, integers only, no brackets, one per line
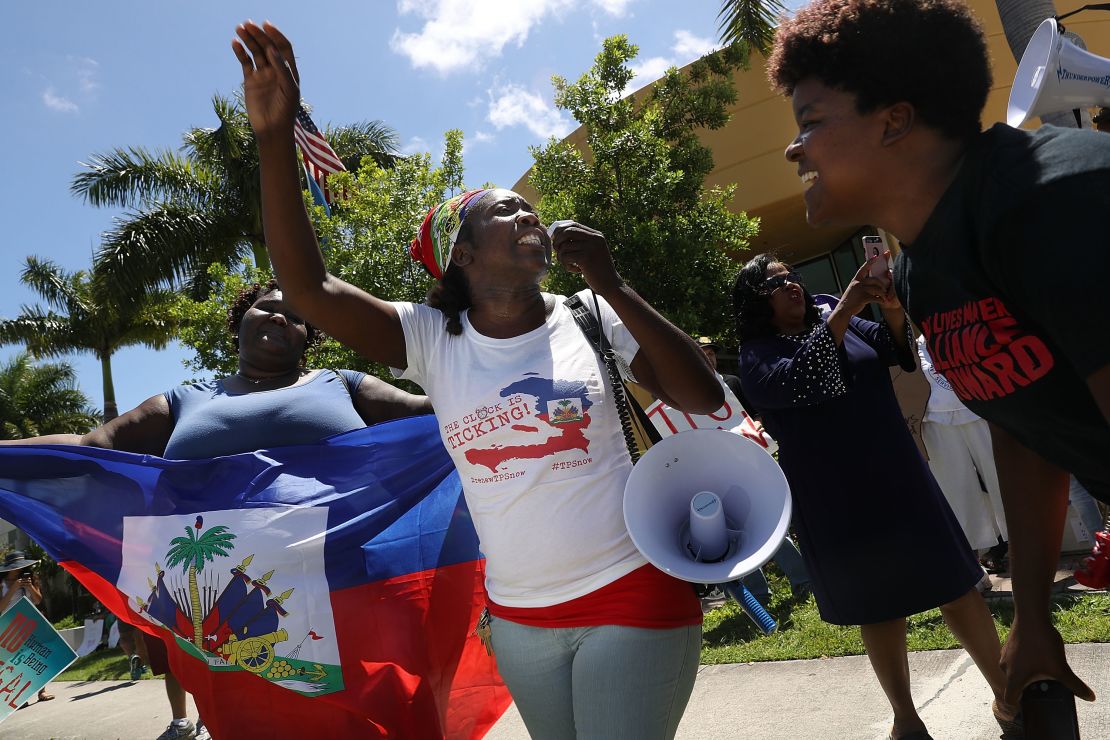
796,228,877,297
796,228,885,320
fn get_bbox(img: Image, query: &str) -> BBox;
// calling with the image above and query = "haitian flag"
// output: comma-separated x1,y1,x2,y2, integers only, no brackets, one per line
0,414,510,738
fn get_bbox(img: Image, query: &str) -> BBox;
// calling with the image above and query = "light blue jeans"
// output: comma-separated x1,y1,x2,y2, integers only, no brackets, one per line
488,617,702,740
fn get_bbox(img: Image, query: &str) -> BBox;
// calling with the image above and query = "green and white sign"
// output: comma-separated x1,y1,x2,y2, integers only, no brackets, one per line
0,597,78,723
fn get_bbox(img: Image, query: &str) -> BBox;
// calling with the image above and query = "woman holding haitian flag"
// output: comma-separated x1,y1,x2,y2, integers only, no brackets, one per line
0,280,436,738
233,20,722,740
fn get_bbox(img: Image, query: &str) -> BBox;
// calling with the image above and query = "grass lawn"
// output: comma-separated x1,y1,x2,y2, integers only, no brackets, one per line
56,651,156,682
701,570,1110,664
53,572,1109,678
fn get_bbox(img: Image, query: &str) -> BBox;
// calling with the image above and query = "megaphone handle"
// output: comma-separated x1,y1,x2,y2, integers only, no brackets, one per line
721,581,777,635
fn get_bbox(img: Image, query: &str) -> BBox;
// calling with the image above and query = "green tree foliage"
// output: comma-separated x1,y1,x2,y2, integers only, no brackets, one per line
0,353,99,439
0,258,178,420
529,36,758,340
716,1,789,56
171,262,263,378
73,95,400,298
174,132,465,383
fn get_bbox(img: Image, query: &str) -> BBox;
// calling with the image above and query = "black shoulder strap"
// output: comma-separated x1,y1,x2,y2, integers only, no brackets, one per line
563,293,661,460
565,294,601,349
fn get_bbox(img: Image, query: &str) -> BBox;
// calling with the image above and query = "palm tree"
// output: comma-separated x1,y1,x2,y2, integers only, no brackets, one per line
0,353,99,439
996,0,1088,128
72,95,400,298
0,257,178,421
165,519,236,649
717,0,788,56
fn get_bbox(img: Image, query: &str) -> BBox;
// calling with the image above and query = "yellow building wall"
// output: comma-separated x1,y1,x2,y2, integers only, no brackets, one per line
515,1,1110,266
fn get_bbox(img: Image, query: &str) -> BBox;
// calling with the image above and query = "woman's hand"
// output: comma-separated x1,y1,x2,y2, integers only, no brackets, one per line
841,254,900,313
550,222,623,296
1001,618,1095,705
232,21,301,141
21,575,43,605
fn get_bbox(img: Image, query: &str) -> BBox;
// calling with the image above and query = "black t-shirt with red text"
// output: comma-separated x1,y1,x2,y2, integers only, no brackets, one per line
894,123,1110,502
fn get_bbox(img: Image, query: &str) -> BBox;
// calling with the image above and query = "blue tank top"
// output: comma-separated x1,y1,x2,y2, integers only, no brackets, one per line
163,369,367,460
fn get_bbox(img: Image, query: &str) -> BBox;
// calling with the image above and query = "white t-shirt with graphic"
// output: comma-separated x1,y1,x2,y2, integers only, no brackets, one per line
392,291,646,608
917,335,979,426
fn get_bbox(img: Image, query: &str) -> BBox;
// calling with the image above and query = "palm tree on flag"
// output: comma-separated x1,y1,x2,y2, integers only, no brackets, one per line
165,518,237,649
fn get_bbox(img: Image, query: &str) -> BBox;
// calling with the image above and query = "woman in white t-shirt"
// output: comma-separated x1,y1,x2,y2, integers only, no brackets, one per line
233,21,724,740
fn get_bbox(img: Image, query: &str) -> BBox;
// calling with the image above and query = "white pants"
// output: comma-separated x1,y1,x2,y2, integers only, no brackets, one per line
921,419,1008,550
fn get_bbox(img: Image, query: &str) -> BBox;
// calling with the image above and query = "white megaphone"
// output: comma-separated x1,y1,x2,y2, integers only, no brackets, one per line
1008,18,1110,127
623,428,792,585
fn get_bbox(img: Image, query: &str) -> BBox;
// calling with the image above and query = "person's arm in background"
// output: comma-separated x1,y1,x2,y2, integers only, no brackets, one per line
21,573,43,607
826,258,901,347
352,375,433,425
0,395,174,456
876,251,912,357
992,422,1095,706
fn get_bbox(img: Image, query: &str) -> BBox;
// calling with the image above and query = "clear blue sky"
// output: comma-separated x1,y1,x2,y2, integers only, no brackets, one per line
0,0,800,415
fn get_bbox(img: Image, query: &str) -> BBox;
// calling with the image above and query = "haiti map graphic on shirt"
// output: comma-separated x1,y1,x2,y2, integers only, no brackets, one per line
440,373,594,479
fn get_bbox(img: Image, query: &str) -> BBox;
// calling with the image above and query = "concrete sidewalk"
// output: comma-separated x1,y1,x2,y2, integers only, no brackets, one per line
2,643,1105,739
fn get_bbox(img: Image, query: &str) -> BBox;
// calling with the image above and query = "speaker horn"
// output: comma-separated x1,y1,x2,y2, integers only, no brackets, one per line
1008,18,1110,127
624,428,792,584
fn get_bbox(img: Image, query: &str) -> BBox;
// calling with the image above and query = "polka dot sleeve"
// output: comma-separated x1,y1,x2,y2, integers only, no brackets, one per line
737,321,850,410
848,315,917,372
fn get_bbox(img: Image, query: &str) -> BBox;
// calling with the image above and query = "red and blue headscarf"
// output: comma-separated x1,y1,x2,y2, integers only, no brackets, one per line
409,189,493,279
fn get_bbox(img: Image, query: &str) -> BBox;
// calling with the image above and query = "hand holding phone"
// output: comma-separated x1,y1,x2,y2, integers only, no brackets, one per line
862,235,892,280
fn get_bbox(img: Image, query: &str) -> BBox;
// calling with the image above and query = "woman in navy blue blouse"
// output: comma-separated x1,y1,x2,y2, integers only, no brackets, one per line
732,253,1021,740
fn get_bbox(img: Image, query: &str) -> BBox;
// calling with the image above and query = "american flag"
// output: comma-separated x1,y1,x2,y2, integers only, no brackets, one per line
293,105,346,205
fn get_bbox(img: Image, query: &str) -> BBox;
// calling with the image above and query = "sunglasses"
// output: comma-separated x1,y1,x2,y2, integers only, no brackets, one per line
760,271,803,294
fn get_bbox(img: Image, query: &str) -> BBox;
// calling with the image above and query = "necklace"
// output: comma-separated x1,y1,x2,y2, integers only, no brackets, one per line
235,368,304,385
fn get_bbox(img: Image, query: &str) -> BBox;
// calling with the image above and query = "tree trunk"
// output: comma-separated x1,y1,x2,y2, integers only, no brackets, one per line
995,0,1090,128
188,564,204,649
251,239,271,272
100,354,118,422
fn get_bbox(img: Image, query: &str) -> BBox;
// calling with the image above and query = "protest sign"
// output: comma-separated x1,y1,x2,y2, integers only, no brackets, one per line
0,597,78,723
645,378,778,454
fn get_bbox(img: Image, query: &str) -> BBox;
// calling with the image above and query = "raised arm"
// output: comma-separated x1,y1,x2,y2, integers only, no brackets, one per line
827,254,907,353
232,21,407,369
0,394,174,456
551,222,721,414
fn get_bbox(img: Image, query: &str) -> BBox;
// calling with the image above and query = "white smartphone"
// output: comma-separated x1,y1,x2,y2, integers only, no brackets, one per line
862,235,891,279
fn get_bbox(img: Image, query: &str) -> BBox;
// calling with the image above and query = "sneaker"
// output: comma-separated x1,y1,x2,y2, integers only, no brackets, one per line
129,655,144,681
155,720,196,740
194,720,210,740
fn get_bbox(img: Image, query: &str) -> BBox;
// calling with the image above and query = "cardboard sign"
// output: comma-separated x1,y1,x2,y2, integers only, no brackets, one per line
0,597,78,723
74,617,103,657
645,378,778,454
